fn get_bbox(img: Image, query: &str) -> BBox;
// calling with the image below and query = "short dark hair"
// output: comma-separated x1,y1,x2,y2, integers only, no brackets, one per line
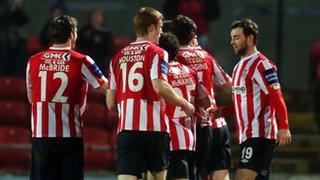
49,15,77,44
171,15,197,46
158,32,180,61
133,7,163,37
231,18,259,44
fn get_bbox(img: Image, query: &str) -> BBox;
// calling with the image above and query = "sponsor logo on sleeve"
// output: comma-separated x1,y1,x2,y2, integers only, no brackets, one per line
160,60,168,75
263,68,279,85
91,63,104,77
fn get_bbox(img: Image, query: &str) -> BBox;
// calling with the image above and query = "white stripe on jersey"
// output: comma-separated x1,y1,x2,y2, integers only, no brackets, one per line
48,103,56,137
62,104,70,137
85,55,95,64
81,64,100,89
251,82,261,138
153,101,161,131
253,63,269,94
74,105,81,137
139,100,147,131
176,123,186,149
150,54,159,80
264,107,272,138
124,99,134,130
212,64,229,85
36,102,42,137
31,106,34,136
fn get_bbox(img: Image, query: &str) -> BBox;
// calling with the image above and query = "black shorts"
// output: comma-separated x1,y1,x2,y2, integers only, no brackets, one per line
195,125,232,175
207,125,232,172
30,138,84,180
116,131,170,177
238,138,276,176
167,150,195,179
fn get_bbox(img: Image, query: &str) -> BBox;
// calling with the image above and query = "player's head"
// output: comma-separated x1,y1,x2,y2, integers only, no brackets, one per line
171,15,197,46
230,18,259,56
158,32,180,61
49,15,78,48
133,7,163,44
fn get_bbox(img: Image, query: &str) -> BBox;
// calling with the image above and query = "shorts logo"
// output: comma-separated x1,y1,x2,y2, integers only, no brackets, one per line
232,86,246,94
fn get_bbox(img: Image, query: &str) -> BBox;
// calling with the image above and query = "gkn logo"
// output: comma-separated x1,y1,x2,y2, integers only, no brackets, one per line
232,86,246,94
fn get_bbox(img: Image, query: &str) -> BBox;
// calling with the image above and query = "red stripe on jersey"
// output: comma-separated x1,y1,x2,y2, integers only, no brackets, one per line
169,120,179,150
68,104,76,137
181,117,190,149
42,102,48,137
55,103,63,137
270,109,276,139
132,99,141,130
245,59,261,139
32,103,37,137
121,100,127,131
147,101,154,131
160,110,167,132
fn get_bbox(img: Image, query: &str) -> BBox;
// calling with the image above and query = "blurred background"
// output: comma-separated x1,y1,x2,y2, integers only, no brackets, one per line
0,0,319,179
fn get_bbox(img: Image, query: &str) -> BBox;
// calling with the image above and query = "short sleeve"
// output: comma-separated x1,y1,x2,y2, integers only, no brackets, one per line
108,60,117,90
254,60,280,94
81,55,108,89
211,58,231,85
150,50,169,81
26,61,31,88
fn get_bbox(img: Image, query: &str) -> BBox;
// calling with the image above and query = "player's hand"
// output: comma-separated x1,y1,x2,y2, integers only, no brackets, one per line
276,129,291,147
206,105,221,119
181,100,195,116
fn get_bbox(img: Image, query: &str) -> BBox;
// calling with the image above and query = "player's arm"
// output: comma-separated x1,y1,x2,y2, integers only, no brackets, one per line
26,62,32,103
209,58,234,118
152,79,195,116
256,61,291,147
106,89,116,110
106,60,117,111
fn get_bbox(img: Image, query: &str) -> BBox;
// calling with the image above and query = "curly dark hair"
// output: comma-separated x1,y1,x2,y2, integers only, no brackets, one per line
171,15,197,46
231,18,259,44
158,32,180,61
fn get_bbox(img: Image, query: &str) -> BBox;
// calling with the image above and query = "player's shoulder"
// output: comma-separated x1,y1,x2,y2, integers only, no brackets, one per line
28,51,44,62
255,52,277,71
70,49,86,59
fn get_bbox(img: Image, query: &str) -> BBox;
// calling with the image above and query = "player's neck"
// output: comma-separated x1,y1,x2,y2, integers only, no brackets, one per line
136,36,154,44
52,42,72,49
242,46,257,59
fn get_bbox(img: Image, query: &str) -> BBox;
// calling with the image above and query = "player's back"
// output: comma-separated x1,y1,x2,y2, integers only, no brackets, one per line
166,61,197,150
176,46,230,128
176,46,214,96
109,41,169,133
27,47,104,138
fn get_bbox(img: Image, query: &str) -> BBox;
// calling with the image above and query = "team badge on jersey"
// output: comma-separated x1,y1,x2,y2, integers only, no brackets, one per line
91,63,103,77
264,68,279,85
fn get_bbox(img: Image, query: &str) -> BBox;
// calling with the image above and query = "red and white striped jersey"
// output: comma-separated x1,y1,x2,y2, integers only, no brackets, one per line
232,51,280,144
26,47,107,138
166,62,197,151
176,46,231,128
109,41,170,133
